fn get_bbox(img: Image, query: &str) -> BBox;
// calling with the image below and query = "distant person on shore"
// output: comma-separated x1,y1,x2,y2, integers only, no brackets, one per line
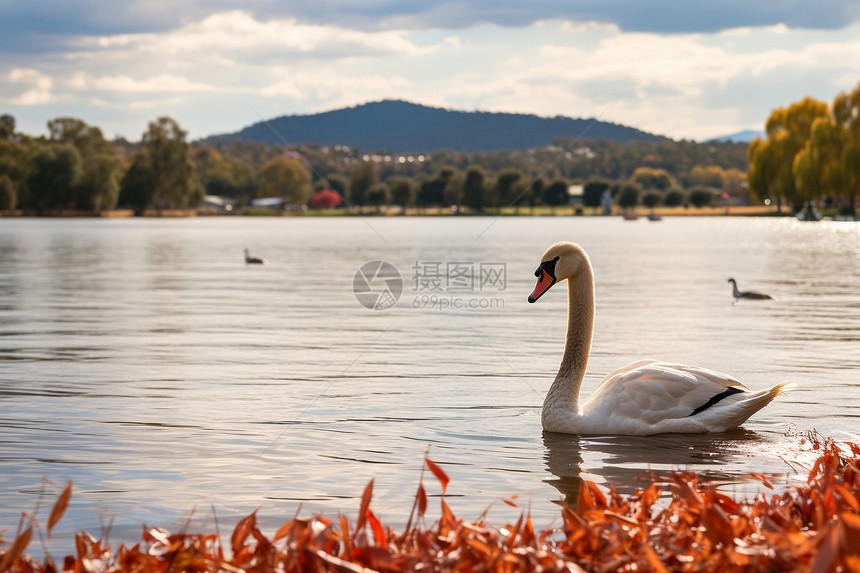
600,189,613,215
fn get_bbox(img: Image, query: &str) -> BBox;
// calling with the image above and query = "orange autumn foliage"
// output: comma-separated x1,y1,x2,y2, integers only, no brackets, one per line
2,443,860,572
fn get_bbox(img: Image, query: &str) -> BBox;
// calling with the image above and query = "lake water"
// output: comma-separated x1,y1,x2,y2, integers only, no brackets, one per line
1,215,858,547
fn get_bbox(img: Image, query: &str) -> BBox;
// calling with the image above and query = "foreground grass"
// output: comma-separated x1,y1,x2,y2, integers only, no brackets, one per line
2,436,859,572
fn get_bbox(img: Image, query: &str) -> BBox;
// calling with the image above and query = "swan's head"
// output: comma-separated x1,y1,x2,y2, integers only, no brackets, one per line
727,278,736,284
528,242,590,303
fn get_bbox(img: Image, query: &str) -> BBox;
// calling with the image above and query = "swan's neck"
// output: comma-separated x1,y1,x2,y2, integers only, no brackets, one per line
543,265,595,417
731,282,741,297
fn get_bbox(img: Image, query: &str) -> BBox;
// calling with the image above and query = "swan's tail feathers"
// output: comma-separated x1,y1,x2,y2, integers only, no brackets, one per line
741,380,794,417
706,381,793,432
767,381,794,398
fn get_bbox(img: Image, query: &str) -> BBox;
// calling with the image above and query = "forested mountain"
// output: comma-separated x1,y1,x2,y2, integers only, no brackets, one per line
202,100,670,152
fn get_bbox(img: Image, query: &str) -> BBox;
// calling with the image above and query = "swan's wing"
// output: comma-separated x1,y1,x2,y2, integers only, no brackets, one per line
582,361,749,426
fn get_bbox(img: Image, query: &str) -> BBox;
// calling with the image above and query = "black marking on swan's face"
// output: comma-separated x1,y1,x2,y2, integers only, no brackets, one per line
535,256,559,280
528,256,559,303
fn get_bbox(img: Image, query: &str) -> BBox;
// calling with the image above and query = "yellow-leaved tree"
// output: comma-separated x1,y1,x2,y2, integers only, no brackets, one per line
256,156,312,206
748,83,860,216
832,85,860,215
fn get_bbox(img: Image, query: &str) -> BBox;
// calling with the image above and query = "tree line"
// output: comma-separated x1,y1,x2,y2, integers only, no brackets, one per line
747,81,860,216
0,115,203,214
0,112,752,214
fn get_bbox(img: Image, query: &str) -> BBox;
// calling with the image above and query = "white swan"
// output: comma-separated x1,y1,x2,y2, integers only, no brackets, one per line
528,242,791,435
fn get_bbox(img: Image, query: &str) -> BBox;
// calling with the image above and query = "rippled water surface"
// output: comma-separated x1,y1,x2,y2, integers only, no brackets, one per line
1,216,858,544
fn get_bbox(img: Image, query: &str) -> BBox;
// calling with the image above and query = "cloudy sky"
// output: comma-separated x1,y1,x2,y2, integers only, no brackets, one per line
2,1,860,142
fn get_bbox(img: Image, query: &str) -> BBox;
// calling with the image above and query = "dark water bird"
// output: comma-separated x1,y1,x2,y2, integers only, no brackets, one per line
727,278,772,301
244,248,267,265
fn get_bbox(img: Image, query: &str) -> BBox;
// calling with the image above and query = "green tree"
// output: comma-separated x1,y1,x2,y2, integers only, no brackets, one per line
443,171,464,207
483,175,499,209
494,169,522,210
143,116,203,210
0,114,14,140
349,161,376,206
642,191,662,209
47,117,111,156
583,179,610,209
688,165,725,189
462,166,486,212
664,189,685,207
616,183,640,210
417,167,455,207
0,174,15,210
324,174,348,198
193,147,255,200
543,180,569,211
722,168,747,192
0,140,27,186
526,178,544,213
46,117,121,211
688,188,714,207
78,153,121,210
118,154,156,215
631,167,674,190
366,183,388,212
389,177,413,213
257,156,312,205
23,144,84,211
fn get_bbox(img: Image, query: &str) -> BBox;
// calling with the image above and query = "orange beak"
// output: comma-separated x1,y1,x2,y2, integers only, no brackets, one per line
528,269,556,303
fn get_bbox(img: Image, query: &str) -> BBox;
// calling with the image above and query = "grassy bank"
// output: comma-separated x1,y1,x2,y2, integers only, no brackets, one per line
233,205,783,217
1,205,785,218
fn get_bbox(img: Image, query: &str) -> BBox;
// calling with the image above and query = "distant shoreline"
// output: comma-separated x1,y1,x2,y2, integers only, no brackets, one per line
0,205,785,218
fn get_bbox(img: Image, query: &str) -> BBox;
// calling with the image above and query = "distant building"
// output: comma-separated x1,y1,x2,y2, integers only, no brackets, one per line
567,184,584,206
250,197,285,209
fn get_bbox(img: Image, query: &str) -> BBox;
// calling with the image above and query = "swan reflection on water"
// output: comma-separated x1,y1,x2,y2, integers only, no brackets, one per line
541,429,767,506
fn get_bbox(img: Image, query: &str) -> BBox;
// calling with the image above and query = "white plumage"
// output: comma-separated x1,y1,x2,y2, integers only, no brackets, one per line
529,242,791,436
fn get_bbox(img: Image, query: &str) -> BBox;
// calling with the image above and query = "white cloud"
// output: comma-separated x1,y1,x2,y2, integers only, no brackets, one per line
2,68,53,105
4,10,860,141
79,73,219,93
428,21,860,138
261,70,410,102
76,10,419,63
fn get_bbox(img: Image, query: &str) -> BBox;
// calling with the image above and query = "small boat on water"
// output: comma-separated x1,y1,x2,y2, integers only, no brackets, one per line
648,212,662,221
622,211,639,221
